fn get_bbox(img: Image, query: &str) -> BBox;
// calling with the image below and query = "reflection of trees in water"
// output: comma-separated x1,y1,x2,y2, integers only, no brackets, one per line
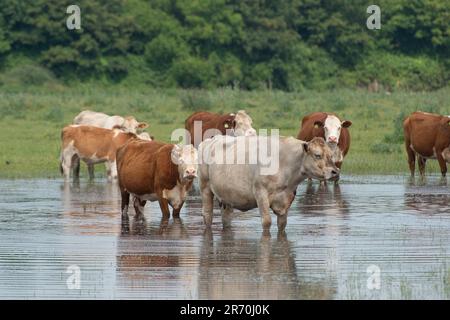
298,182,350,216
198,230,335,299
115,218,197,299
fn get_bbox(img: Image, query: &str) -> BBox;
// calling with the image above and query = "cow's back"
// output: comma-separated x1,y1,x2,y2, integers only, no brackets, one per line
73,110,109,127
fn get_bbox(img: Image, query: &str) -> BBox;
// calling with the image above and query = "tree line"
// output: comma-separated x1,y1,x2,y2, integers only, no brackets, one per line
0,0,448,91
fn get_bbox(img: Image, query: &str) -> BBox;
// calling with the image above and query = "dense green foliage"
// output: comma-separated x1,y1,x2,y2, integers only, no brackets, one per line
0,0,448,90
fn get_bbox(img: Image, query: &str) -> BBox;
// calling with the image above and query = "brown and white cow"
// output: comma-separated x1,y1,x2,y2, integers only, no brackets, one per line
73,110,148,134
297,112,352,180
185,110,256,147
60,125,138,181
403,111,450,177
117,140,198,221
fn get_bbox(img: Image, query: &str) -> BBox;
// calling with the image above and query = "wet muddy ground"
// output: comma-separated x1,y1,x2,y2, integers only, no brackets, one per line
0,176,449,299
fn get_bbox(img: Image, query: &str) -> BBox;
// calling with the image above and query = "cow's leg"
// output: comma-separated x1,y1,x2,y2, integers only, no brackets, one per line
405,144,416,177
121,190,130,221
172,205,183,218
221,204,234,229
72,156,80,181
418,156,427,177
158,197,171,219
200,182,214,227
87,163,95,180
255,189,271,230
105,160,118,181
334,161,343,184
437,153,447,177
133,196,146,220
61,149,74,181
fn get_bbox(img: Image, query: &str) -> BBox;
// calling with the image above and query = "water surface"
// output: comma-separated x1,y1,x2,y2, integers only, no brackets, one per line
0,176,449,299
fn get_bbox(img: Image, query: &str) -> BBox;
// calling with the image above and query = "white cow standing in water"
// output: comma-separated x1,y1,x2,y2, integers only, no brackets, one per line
198,135,339,231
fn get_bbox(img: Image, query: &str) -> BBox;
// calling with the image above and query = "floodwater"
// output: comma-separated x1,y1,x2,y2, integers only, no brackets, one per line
0,176,449,299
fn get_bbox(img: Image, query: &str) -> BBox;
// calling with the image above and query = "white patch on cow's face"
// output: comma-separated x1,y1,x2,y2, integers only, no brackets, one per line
171,144,198,180
233,110,257,136
324,115,342,144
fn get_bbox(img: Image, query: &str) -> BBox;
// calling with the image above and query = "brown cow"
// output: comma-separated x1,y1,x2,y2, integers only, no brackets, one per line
297,112,352,180
185,110,256,147
60,125,137,181
403,111,450,177
117,140,198,221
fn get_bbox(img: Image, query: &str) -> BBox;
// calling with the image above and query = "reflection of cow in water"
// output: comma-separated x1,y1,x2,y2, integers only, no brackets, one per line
404,185,450,214
115,218,197,299
197,230,335,299
298,182,350,216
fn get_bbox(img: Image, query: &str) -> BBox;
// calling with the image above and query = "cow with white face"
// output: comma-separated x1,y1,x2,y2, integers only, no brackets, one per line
233,110,257,137
297,112,352,181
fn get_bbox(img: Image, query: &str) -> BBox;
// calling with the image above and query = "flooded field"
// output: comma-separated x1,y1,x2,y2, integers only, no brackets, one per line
0,176,449,299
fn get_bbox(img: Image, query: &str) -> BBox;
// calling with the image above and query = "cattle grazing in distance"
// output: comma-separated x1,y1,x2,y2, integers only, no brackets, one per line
60,125,139,181
73,110,148,134
185,110,256,147
403,111,450,177
297,112,352,181
198,135,339,231
117,140,198,221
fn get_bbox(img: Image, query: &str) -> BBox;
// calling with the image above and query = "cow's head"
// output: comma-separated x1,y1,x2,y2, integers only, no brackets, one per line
301,137,340,180
314,115,351,145
220,113,236,135
171,144,198,180
123,116,149,134
232,110,257,137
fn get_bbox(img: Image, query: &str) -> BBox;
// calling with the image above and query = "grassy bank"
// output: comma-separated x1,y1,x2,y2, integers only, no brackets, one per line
0,85,448,178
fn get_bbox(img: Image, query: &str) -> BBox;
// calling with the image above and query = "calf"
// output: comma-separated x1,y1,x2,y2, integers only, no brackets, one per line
185,110,256,147
117,140,198,220
297,112,352,181
73,110,148,134
199,135,339,231
60,125,137,181
403,111,450,177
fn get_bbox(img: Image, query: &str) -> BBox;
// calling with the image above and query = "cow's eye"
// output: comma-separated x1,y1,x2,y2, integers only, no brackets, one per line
315,154,322,160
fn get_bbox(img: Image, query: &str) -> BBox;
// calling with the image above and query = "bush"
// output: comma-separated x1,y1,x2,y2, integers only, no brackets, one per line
1,64,57,87
171,56,215,88
354,52,447,91
179,90,213,111
370,143,400,154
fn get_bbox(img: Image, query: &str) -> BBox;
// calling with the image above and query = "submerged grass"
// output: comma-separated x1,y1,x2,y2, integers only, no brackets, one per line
0,85,448,178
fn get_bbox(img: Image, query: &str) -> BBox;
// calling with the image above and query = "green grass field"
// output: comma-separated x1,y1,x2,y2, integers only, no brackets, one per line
0,84,448,178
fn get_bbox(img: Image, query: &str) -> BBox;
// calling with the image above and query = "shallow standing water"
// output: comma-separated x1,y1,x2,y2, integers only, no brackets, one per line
0,176,449,299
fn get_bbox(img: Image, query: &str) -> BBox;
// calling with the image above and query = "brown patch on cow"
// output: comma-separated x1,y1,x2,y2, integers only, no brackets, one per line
185,111,236,147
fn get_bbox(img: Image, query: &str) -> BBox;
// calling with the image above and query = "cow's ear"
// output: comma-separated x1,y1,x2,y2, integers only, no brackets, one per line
342,120,352,128
303,142,309,153
314,121,324,129
138,122,148,129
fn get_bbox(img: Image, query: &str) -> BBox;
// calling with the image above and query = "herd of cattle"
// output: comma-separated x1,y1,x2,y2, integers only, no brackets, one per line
60,109,450,230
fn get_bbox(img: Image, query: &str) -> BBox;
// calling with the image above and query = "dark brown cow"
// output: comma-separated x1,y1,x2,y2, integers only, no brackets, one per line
185,110,256,147
297,112,352,171
403,111,450,177
60,125,137,181
117,140,198,221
